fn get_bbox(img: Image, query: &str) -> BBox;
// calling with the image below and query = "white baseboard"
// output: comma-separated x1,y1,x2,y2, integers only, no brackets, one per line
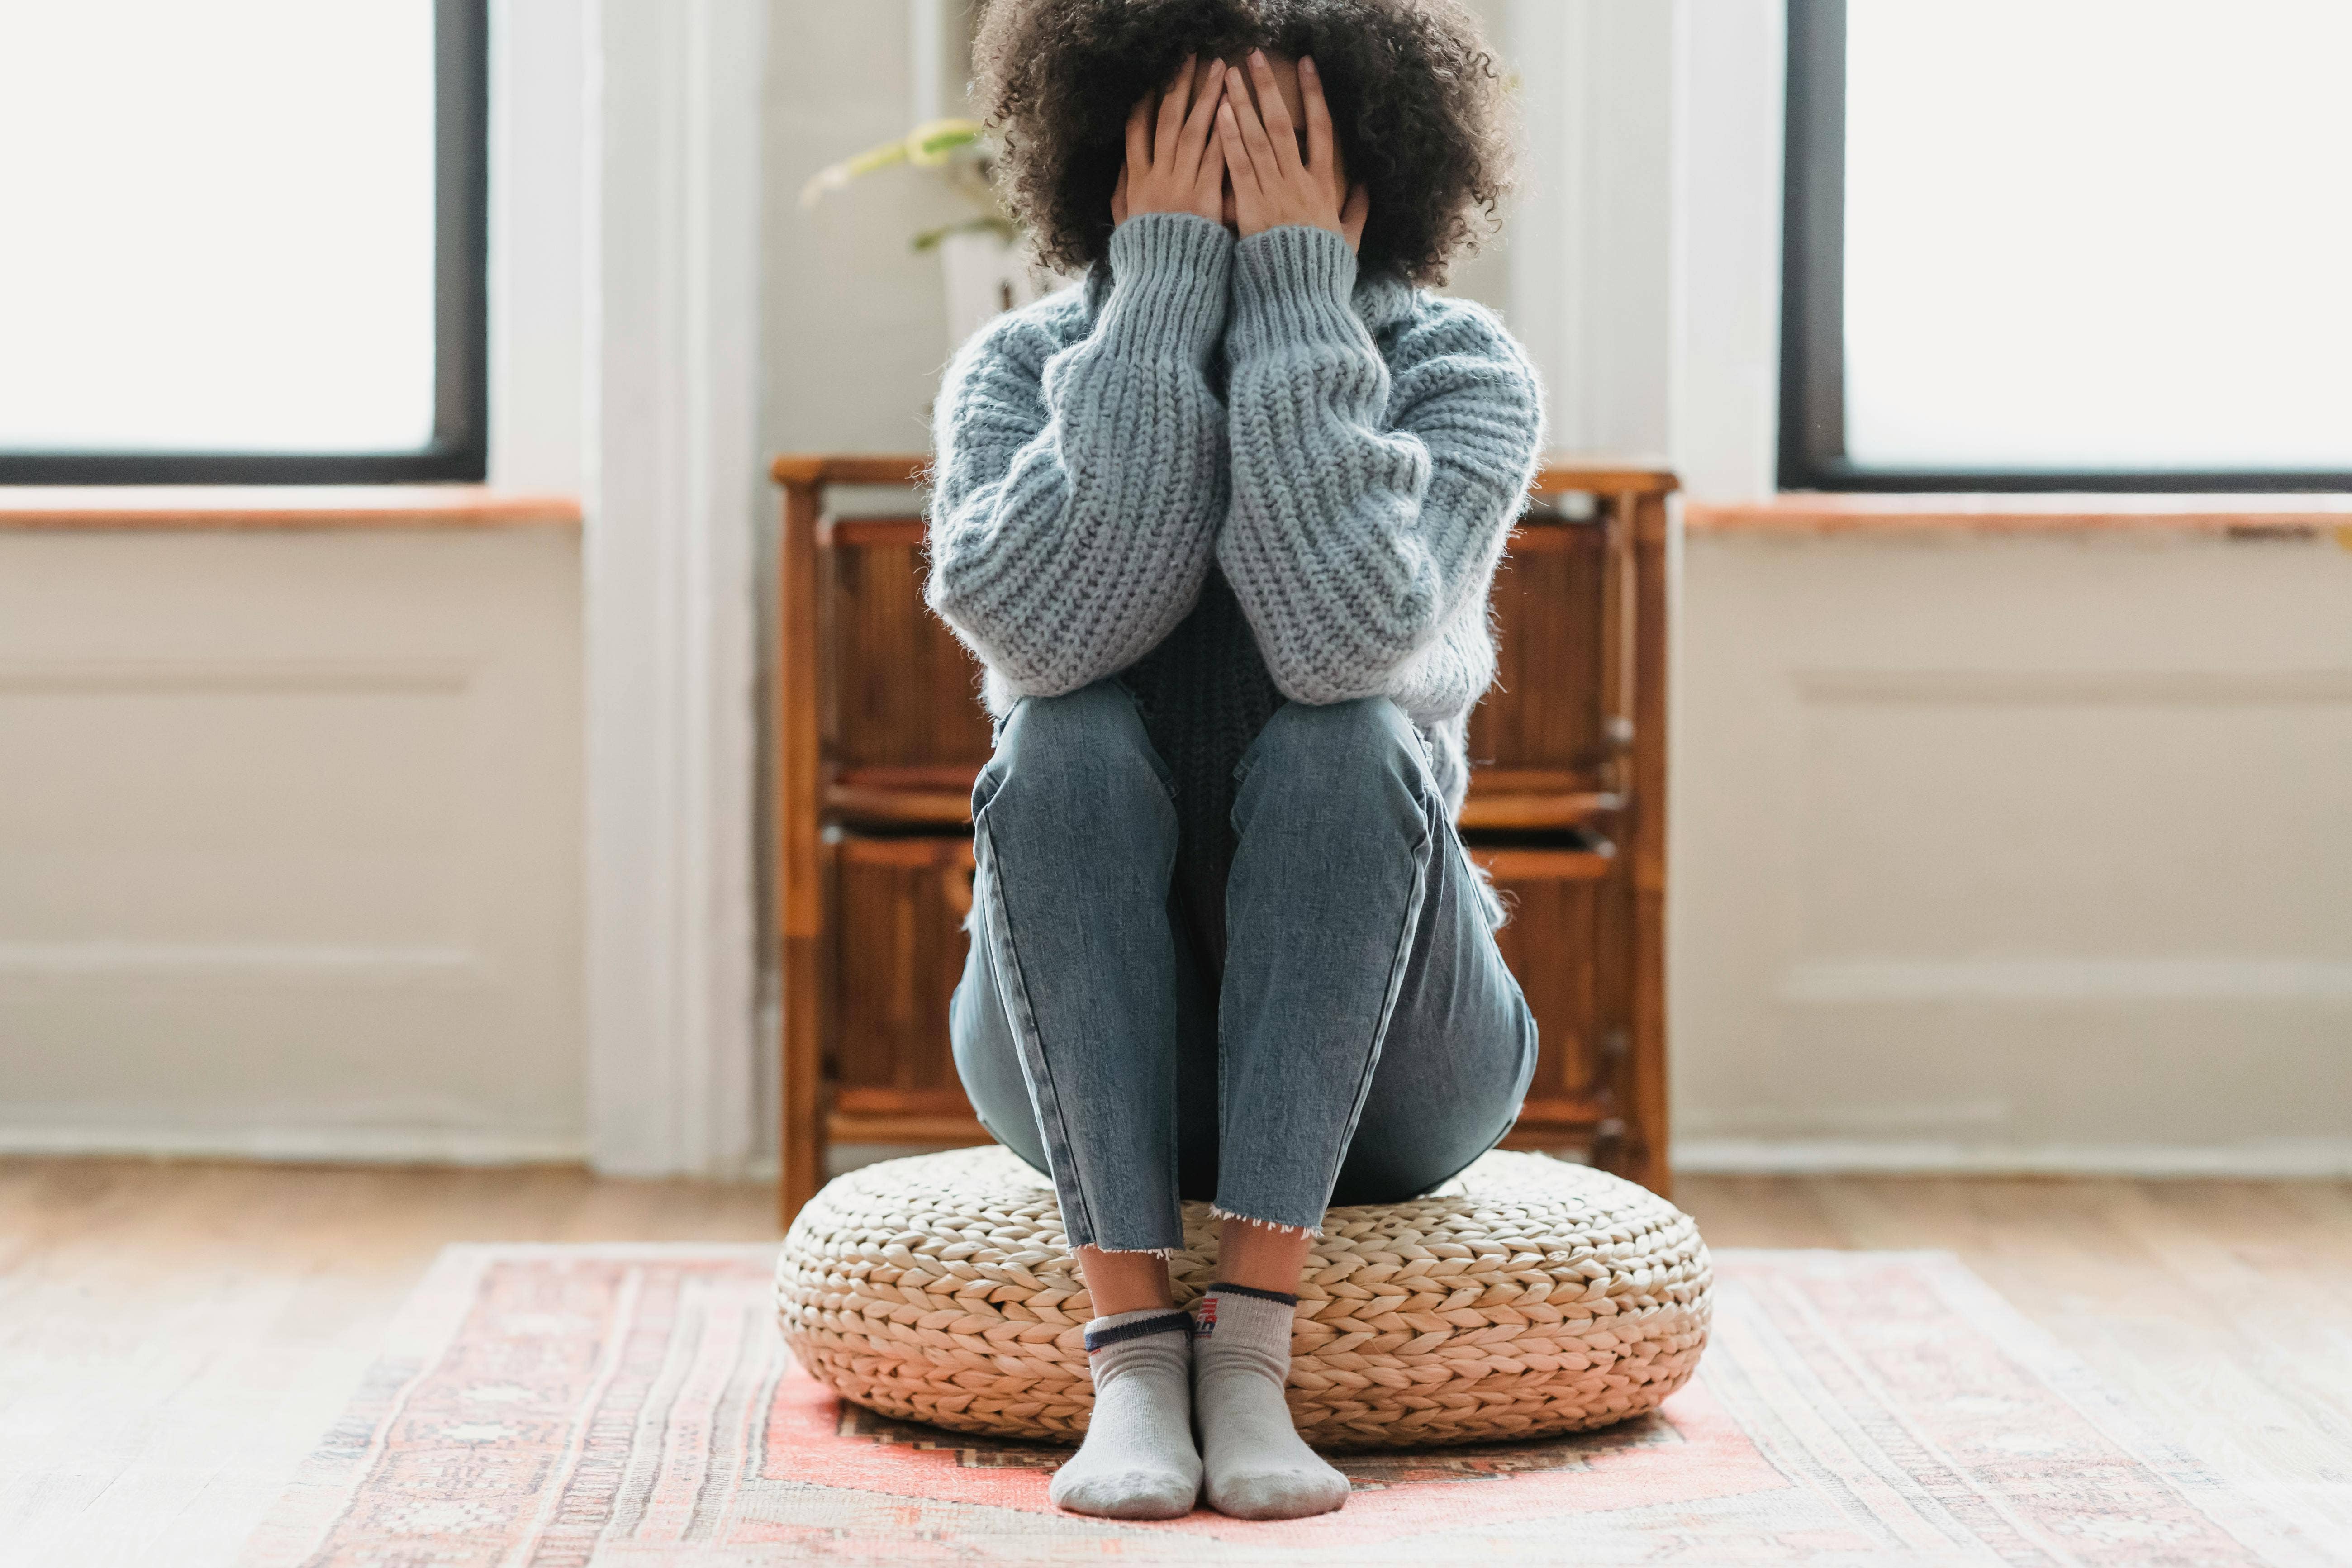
1673,1137,2352,1179
14,1126,2341,1181
0,1121,588,1166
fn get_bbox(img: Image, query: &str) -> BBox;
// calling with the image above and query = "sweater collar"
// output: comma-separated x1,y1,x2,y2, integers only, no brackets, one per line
1083,240,1418,337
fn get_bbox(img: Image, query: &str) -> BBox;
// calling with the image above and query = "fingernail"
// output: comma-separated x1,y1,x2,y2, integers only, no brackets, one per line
1302,56,1316,76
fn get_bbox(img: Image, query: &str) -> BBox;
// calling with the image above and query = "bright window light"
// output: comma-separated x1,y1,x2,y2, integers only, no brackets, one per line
1843,0,2352,471
0,2,437,454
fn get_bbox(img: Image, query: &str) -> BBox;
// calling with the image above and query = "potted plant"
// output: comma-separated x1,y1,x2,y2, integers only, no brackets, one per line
800,119,1073,351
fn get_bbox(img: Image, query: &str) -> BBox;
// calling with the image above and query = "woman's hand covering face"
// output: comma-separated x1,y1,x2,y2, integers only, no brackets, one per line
1216,51,1368,252
1110,55,1228,228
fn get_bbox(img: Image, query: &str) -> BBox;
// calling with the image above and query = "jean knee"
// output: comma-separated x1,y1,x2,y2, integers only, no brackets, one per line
978,678,1169,821
1242,696,1429,802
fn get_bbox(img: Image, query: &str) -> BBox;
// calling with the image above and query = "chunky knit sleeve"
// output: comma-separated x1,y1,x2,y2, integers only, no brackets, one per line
1216,223,1544,706
925,210,1235,698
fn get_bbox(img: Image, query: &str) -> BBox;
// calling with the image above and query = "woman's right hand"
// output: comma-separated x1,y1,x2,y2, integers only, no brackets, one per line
1110,55,1227,228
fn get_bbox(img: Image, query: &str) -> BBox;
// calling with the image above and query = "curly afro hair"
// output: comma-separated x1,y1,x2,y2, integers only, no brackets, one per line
971,0,1516,287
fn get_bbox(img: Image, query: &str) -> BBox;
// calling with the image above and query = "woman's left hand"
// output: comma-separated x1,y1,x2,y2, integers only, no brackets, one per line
1218,51,1369,251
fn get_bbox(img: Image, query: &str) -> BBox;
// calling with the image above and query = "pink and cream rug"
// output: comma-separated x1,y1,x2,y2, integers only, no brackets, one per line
236,1245,2324,1566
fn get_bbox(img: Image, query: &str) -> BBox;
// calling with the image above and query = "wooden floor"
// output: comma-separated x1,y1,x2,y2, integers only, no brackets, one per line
3,1160,2347,1564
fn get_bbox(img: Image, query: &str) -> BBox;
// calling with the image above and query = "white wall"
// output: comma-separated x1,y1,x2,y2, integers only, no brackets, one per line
764,2,973,456
1501,0,1675,455
1673,531,2352,1174
0,529,586,1161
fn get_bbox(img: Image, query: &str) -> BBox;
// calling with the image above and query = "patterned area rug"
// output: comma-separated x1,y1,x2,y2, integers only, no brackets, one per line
236,1245,2324,1566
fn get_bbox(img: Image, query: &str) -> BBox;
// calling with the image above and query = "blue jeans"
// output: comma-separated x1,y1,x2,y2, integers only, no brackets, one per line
949,677,1539,1254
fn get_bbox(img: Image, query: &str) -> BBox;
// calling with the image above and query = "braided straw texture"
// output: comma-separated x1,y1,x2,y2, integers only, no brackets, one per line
775,1145,1711,1449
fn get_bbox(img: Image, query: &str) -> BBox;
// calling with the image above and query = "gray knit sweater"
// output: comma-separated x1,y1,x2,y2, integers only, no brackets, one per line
927,211,1544,927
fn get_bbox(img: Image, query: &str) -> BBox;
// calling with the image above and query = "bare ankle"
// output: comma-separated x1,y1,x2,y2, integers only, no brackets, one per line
1214,1216,1312,1296
1076,1245,1175,1316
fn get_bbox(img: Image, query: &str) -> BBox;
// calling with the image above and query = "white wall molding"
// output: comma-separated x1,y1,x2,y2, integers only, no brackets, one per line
585,0,766,1177
1791,667,2352,706
0,1120,586,1167
0,658,474,696
1675,1139,2352,1180
1782,958,2352,1006
0,942,482,982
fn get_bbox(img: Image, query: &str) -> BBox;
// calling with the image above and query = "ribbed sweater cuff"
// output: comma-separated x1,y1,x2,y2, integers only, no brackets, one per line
1230,222,1364,358
1101,211,1234,358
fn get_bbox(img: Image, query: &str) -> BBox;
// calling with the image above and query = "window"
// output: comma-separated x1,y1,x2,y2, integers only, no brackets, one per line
0,0,487,484
1781,0,2352,491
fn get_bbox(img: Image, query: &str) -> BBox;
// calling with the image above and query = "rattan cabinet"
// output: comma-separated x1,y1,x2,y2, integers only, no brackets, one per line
772,455,1675,1222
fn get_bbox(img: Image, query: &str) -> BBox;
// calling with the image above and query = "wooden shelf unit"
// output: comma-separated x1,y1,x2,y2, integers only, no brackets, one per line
773,454,1676,1223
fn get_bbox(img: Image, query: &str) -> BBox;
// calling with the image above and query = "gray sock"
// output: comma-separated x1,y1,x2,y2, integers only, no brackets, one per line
1049,1308,1201,1520
1191,1284,1350,1520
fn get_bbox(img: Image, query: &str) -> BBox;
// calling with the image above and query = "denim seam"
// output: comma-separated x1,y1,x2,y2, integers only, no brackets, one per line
1115,680,1186,1221
1318,792,1437,1199
969,808,1099,1250
1407,941,1540,1199
1215,774,1436,1235
1111,674,1180,798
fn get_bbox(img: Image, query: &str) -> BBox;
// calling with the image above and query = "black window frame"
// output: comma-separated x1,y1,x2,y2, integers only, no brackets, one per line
0,0,488,486
1779,0,2352,493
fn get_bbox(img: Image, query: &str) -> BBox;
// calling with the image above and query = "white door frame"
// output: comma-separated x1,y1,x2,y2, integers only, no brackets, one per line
582,0,767,1176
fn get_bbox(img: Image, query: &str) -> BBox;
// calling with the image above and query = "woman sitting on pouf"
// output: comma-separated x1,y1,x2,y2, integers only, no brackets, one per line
928,0,1542,1523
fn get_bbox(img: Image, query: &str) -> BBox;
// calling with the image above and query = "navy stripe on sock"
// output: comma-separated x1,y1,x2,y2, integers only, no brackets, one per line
1083,1310,1194,1353
1208,1281,1299,1308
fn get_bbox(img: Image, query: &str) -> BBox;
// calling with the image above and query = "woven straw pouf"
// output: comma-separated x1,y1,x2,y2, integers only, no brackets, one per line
775,1144,1711,1449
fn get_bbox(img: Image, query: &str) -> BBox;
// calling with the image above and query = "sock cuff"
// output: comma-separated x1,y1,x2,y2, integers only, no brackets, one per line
1193,1284,1298,1343
1207,1281,1299,1308
1083,1309,1194,1354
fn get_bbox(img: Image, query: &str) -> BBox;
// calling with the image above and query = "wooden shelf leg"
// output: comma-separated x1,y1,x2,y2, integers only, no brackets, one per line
1627,492,1673,1198
779,479,827,1226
